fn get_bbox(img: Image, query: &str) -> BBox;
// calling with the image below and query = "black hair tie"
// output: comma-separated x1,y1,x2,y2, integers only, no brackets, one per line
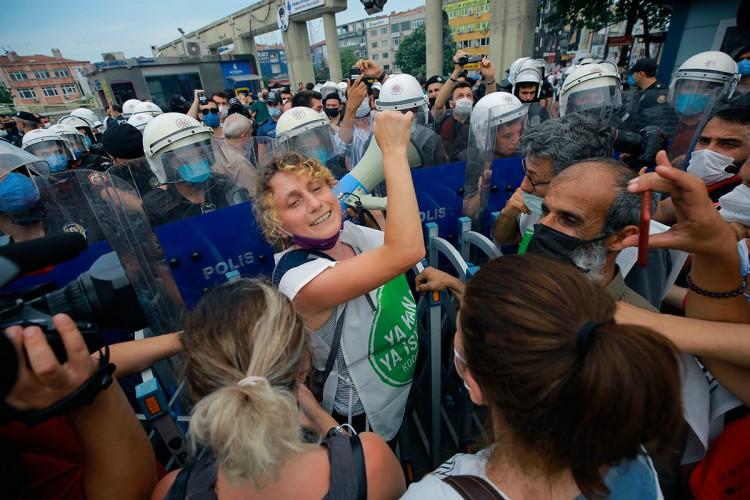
576,321,606,357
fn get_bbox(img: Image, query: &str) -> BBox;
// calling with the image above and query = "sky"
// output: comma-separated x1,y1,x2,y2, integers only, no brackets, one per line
0,0,423,62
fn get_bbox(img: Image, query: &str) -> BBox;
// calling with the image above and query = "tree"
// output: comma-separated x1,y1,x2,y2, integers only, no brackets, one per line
0,85,12,105
395,12,454,78
340,47,359,79
549,0,671,65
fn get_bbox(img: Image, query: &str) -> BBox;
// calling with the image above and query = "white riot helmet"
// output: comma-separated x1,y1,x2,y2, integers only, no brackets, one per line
21,128,75,173
122,99,142,118
142,113,217,184
132,101,163,118
274,106,337,164
319,81,338,99
376,74,429,123
70,108,99,128
49,123,88,160
509,58,543,101
668,51,739,114
470,92,528,156
58,114,96,148
128,113,154,131
559,63,622,118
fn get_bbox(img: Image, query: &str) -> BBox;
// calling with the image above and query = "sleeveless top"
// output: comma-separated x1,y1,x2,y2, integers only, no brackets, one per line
164,433,365,500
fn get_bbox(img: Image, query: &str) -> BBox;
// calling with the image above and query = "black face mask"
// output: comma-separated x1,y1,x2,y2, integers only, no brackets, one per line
428,97,436,109
526,223,608,271
324,108,340,118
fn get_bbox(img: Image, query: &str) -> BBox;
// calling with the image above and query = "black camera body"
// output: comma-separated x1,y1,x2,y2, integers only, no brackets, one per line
612,126,668,170
458,55,483,66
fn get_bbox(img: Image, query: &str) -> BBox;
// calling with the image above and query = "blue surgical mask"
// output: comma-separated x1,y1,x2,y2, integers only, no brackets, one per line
177,159,211,184
675,93,710,116
73,148,85,159
269,107,282,119
202,113,220,128
739,60,750,77
310,147,329,164
522,192,544,215
627,74,637,87
46,153,69,172
82,135,92,147
0,172,40,212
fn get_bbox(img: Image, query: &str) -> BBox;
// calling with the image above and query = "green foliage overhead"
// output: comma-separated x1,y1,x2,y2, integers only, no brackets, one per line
395,12,454,78
340,47,359,79
548,0,670,33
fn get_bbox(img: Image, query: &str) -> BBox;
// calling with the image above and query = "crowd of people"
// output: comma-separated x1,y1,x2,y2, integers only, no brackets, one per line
0,42,749,500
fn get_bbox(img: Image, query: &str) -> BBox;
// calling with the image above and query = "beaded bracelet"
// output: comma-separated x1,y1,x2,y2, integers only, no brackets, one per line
686,273,746,298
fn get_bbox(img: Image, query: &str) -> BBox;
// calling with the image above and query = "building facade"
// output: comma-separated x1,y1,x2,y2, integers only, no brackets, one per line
0,49,93,112
365,16,392,72
389,6,426,73
337,19,368,60
443,0,491,58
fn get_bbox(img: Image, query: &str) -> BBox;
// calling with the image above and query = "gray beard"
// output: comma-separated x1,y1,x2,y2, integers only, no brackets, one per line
571,239,609,285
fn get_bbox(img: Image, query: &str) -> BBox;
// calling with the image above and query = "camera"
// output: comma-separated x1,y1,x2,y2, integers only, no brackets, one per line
350,67,361,81
1,252,148,366
611,126,669,170
458,55,483,66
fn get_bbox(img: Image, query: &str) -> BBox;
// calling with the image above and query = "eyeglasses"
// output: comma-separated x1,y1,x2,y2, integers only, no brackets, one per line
522,157,551,193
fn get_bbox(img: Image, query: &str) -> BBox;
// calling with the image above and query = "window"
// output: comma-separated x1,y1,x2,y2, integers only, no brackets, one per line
18,88,37,99
394,39,400,47
391,24,399,33
383,64,390,70
61,84,77,95
382,52,388,59
55,69,70,78
42,86,58,96
412,19,424,29
370,30,377,36
401,21,410,32
9,71,27,81
373,54,379,60
381,27,387,35
371,41,378,48
34,70,51,79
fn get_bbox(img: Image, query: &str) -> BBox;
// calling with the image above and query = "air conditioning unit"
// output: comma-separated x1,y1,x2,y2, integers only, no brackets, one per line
185,42,202,57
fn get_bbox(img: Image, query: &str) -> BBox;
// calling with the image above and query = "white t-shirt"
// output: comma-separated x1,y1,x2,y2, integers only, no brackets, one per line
402,448,664,499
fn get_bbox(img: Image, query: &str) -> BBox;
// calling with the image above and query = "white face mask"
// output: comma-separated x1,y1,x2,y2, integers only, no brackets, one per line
687,149,737,185
719,183,750,226
522,192,544,215
355,99,371,118
453,98,473,119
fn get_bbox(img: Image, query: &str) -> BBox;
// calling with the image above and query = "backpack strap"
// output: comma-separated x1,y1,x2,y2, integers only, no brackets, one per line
272,248,334,288
164,464,194,500
441,475,505,500
323,303,347,384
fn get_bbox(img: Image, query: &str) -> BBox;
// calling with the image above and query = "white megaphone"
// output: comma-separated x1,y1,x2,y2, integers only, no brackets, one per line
334,136,423,211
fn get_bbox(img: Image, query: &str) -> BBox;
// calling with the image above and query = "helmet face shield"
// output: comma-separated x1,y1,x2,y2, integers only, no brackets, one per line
61,132,88,160
486,105,529,159
275,125,337,165
670,79,722,116
24,140,73,173
160,139,220,184
562,84,621,120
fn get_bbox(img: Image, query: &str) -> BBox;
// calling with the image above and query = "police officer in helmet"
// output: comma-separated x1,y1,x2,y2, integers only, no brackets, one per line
140,113,248,226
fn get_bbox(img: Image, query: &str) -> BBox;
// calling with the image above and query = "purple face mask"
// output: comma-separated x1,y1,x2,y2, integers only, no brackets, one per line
286,221,343,250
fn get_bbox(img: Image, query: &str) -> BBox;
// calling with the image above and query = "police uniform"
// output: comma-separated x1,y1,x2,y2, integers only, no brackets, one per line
141,174,248,227
257,118,278,139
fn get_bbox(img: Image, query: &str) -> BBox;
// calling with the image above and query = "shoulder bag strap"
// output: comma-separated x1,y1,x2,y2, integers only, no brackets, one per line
442,475,505,500
350,433,368,500
323,303,347,383
164,464,194,500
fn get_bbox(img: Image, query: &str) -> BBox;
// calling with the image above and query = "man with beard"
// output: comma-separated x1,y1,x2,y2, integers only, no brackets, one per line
416,158,656,311
524,158,656,310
